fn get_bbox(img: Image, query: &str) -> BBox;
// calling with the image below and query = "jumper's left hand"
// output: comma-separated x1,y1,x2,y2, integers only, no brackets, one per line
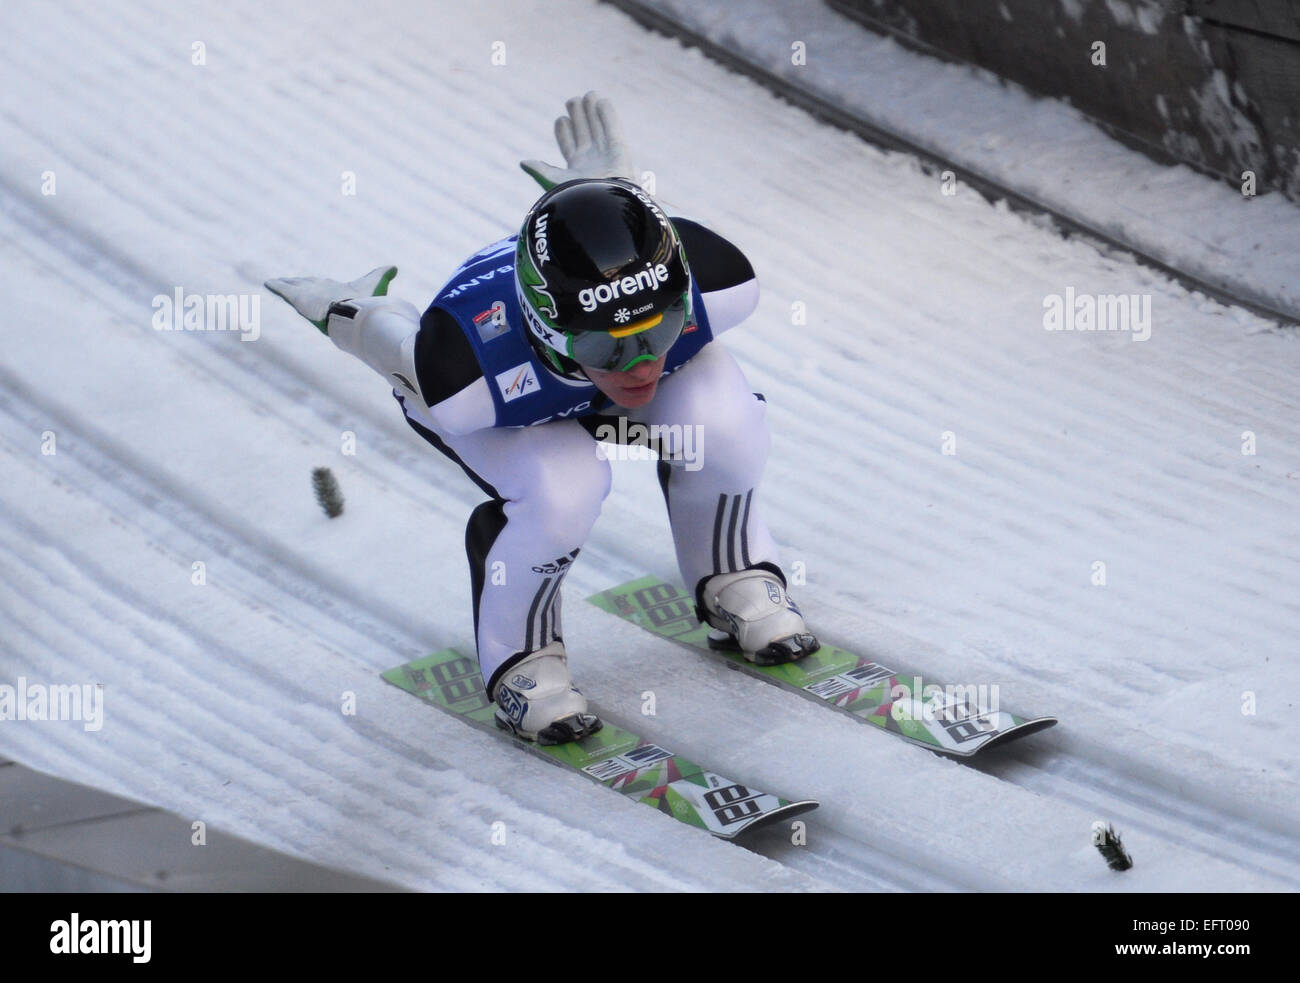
520,91,635,191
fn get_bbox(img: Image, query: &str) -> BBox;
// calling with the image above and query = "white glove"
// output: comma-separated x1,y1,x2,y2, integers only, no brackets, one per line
264,266,397,334
520,91,636,191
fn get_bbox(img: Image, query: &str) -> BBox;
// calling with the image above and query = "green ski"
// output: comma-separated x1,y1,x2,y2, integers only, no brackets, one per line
587,575,1057,757
383,649,818,839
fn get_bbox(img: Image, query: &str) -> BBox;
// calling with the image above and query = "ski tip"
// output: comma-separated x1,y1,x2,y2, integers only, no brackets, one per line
716,799,820,840
946,715,1058,756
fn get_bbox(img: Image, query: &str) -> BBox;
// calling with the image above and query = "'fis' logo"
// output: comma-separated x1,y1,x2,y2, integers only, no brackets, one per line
495,362,539,402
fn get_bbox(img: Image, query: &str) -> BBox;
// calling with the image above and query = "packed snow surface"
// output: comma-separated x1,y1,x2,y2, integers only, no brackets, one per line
1,0,1296,891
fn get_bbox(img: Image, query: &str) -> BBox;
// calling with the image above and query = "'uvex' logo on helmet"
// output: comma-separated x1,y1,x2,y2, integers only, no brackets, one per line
629,184,668,225
533,213,550,264
578,262,671,312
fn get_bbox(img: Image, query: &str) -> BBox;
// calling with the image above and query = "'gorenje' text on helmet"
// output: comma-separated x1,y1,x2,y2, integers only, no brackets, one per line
515,178,693,381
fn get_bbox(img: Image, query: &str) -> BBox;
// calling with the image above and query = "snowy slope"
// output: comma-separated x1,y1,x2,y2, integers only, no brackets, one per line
1,0,1296,891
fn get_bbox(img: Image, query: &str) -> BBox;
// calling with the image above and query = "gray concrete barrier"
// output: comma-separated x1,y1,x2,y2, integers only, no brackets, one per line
0,759,405,892
830,0,1300,202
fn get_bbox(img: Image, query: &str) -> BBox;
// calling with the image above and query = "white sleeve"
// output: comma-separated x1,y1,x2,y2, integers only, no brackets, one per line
326,296,428,404
700,278,759,336
427,379,496,435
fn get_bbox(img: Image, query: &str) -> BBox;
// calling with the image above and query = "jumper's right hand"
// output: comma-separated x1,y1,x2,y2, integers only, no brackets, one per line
264,266,397,334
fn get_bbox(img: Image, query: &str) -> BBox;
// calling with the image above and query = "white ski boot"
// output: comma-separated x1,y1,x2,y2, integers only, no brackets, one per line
492,641,602,745
699,569,820,666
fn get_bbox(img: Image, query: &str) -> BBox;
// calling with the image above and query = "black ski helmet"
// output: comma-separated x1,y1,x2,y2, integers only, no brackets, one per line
515,178,693,381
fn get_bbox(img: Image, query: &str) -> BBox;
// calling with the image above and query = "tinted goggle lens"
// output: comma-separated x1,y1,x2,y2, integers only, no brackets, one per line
568,295,690,372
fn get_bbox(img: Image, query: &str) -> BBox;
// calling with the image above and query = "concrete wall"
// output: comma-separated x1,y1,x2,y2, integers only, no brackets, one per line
830,0,1300,201
0,759,404,892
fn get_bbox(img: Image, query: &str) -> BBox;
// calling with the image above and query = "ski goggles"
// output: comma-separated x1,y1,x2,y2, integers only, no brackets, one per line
566,293,692,373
